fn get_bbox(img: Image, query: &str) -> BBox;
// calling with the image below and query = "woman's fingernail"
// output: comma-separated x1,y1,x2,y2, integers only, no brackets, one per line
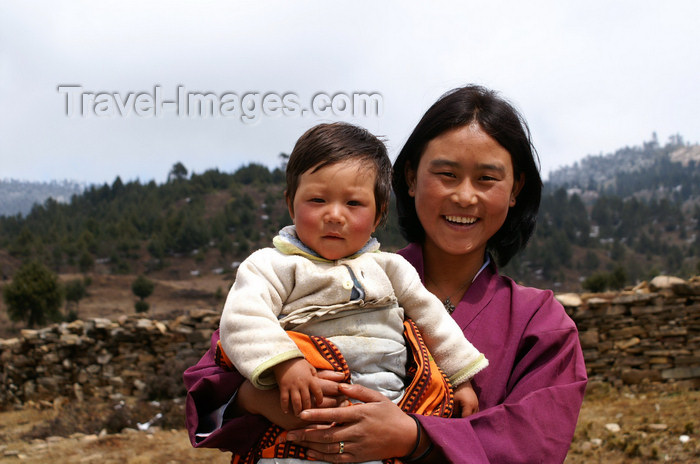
286,433,297,441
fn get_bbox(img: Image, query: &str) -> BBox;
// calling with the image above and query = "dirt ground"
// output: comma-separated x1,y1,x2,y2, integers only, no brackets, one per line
565,382,699,463
0,382,697,463
0,416,229,463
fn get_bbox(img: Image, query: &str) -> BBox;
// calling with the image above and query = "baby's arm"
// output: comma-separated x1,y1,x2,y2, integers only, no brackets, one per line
272,358,324,416
453,380,479,417
384,254,489,385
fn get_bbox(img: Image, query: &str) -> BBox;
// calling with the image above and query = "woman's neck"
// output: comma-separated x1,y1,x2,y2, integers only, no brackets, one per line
421,241,486,295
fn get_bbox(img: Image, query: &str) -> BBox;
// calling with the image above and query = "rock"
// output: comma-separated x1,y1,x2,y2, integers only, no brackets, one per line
60,333,81,345
133,379,147,392
614,337,641,350
92,318,114,330
21,329,39,340
579,329,599,349
64,320,85,334
611,293,655,305
0,338,20,349
96,352,113,364
189,309,220,320
81,434,99,443
605,423,621,433
77,370,89,384
73,383,84,402
586,297,609,307
609,326,645,339
671,281,700,296
621,369,662,385
649,275,685,292
136,319,154,330
556,293,582,307
605,305,628,316
662,367,700,380
86,364,101,375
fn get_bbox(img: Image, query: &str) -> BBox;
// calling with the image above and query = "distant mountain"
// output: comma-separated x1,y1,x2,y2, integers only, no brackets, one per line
0,179,84,217
503,135,700,291
547,134,697,194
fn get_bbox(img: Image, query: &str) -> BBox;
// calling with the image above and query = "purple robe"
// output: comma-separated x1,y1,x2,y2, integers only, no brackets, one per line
183,243,587,463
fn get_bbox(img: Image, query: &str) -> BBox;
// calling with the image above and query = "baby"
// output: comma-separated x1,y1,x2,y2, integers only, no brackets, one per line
219,122,488,419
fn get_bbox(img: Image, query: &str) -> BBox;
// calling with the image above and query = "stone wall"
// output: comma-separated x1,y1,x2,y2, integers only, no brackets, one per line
1,276,699,408
0,309,220,409
557,275,700,388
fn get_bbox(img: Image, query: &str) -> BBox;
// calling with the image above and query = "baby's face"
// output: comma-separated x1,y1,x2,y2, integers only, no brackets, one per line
289,160,379,261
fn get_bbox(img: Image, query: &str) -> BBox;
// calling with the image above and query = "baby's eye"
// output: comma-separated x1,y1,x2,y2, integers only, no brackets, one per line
347,200,362,206
310,198,325,203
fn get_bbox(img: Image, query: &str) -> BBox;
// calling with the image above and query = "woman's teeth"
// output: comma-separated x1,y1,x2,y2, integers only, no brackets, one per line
445,215,476,224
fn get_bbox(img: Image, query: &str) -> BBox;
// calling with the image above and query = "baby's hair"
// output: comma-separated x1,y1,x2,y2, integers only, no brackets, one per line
286,122,391,226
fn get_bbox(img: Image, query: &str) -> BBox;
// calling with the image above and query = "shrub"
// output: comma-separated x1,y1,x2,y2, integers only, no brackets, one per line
3,261,63,327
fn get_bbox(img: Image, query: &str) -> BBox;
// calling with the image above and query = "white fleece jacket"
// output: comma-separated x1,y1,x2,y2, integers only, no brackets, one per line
219,227,487,394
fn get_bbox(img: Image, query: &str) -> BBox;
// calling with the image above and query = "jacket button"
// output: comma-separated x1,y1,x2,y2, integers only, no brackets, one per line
342,280,354,290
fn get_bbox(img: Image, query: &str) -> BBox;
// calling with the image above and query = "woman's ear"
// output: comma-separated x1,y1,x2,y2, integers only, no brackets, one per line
405,163,417,197
510,173,525,207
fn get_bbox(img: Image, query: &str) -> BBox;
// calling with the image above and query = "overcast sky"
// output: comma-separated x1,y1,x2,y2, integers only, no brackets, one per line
1,0,698,185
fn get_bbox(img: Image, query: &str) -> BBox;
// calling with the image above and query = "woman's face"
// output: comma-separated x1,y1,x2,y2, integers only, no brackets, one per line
406,123,523,260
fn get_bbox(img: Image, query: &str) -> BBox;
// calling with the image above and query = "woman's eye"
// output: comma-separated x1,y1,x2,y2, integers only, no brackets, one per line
437,171,456,178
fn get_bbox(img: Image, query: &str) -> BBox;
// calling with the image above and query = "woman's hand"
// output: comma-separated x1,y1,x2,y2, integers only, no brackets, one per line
284,383,418,463
232,370,347,430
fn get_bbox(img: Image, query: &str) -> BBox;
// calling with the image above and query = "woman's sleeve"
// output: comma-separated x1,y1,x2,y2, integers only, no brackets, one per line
416,297,588,463
183,328,270,453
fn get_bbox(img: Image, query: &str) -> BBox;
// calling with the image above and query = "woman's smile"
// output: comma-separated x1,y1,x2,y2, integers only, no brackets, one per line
444,215,478,225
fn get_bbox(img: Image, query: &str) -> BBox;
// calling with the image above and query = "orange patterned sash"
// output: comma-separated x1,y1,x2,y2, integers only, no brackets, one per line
215,318,454,464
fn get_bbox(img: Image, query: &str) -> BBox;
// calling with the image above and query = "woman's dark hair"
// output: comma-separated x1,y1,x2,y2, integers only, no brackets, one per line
286,122,392,226
392,84,542,267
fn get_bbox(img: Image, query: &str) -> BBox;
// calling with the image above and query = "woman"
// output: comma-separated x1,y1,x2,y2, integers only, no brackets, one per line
184,84,587,463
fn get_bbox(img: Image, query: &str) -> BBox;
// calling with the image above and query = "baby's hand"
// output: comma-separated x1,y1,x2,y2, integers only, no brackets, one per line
272,358,323,416
453,380,479,418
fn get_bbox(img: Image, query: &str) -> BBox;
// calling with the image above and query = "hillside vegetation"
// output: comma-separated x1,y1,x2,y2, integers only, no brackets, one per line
0,136,698,293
